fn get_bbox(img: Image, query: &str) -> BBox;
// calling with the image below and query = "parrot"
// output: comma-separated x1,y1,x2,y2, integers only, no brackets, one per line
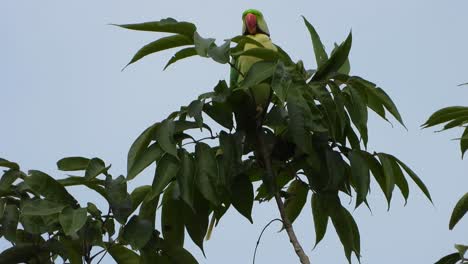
229,9,278,140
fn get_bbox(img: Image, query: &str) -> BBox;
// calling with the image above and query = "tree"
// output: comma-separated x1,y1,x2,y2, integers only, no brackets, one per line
0,16,432,263
424,104,468,264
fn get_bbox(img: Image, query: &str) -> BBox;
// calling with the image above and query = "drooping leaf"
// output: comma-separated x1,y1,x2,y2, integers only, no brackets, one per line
187,100,204,127
207,40,231,64
87,202,102,219
127,143,164,180
115,18,196,38
105,175,132,224
108,244,140,264
164,47,198,70
125,34,192,68
325,150,346,190
460,127,468,158
284,180,308,224
302,16,328,67
311,193,329,247
59,207,87,235
162,182,185,248
348,150,370,208
147,154,180,200
0,158,19,170
240,61,277,89
2,204,19,242
122,215,153,249
193,32,215,57
390,157,409,204
231,174,254,223
434,252,462,264
177,150,196,210
232,48,279,61
422,106,468,128
166,247,199,264
84,158,107,180
183,191,209,254
155,119,178,159
57,157,90,171
25,170,77,205
393,156,432,203
0,170,20,193
271,61,292,104
377,153,395,207
127,123,158,177
203,102,233,130
129,185,152,214
312,31,352,81
370,87,405,127
195,143,219,206
449,192,468,230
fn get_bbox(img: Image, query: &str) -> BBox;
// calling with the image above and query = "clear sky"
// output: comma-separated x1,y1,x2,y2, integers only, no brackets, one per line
1,1,468,263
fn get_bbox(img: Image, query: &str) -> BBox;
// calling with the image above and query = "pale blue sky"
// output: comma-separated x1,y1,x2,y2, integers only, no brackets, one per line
1,1,468,263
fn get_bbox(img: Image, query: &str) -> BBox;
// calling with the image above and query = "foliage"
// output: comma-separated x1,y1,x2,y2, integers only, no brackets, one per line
424,106,468,263
0,16,432,263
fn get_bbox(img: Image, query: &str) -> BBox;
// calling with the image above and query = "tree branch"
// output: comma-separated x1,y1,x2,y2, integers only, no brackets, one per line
255,127,311,264
252,218,283,264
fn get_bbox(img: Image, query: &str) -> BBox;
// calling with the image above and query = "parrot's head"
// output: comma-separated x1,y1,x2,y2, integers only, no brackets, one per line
242,9,270,36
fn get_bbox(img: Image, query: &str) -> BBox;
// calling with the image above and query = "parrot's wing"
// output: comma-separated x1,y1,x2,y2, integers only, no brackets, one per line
229,57,239,88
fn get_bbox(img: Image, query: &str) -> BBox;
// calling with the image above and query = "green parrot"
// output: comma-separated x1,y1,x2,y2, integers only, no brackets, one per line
230,9,278,133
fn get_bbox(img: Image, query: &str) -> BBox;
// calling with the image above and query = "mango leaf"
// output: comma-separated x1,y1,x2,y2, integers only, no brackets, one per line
166,247,199,264
59,207,87,235
344,86,368,145
461,127,468,158
203,102,233,130
302,16,328,67
0,158,19,170
2,204,19,242
330,204,360,262
0,170,20,193
333,43,351,75
195,143,219,206
271,61,292,104
148,154,179,200
127,123,158,177
194,32,215,57
84,158,107,180
312,31,352,81
311,193,329,247
0,244,41,264
377,153,395,207
422,106,468,128
284,180,308,224
164,47,198,70
115,18,196,38
392,156,432,203
325,150,346,190
108,244,140,264
348,150,370,208
390,157,409,204
187,100,203,127
57,157,90,171
162,182,185,248
183,191,209,254
122,215,153,249
449,192,468,230
22,199,66,216
127,143,164,180
232,48,279,61
240,61,277,89
61,239,83,264
207,40,231,64
25,170,77,205
177,150,196,210
367,86,405,127
155,119,178,159
105,175,132,224
125,34,192,68
129,185,152,214
87,202,102,219
231,174,254,223
434,252,461,264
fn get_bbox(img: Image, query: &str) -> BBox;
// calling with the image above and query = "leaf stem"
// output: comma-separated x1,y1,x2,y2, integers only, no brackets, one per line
252,218,283,264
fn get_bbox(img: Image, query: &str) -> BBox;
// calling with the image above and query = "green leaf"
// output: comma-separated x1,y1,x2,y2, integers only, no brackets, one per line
177,150,196,210
85,158,107,179
393,156,432,203
2,204,19,242
127,143,164,180
115,18,196,38
166,247,199,264
22,199,66,216
59,207,87,235
311,193,329,247
20,215,51,235
434,252,461,264
182,191,209,254
333,43,351,75
391,157,409,204
108,244,140,264
348,150,370,208
240,61,277,88
61,239,83,264
231,174,254,223
122,215,153,249
162,182,185,248
449,192,468,230
194,32,215,57
271,61,292,104
330,204,360,262
0,158,19,170
344,85,368,145
195,143,219,206
423,106,468,128
361,152,387,201
377,153,395,207
203,102,233,130
187,100,204,127
87,202,102,219
125,34,192,68
25,170,77,205
371,87,405,127
284,180,308,224
325,150,346,190
129,185,151,214
155,119,178,158
128,123,158,177
460,127,468,158
312,31,352,81
105,175,132,224
302,16,328,67
148,154,180,200
233,47,279,61
0,244,41,264
57,157,90,171
164,47,197,70
208,40,231,64
0,170,20,193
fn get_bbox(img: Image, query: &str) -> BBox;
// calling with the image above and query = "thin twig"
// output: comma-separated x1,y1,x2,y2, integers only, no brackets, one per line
181,135,218,147
228,61,245,78
96,250,108,264
252,218,283,264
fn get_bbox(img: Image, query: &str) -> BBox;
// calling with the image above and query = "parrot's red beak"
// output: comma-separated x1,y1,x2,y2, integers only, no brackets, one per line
245,13,257,35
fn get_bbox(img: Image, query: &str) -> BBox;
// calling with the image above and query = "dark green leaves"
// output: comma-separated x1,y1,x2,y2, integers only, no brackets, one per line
284,180,308,224
164,47,197,70
240,61,277,88
155,119,178,158
162,183,185,247
422,106,468,128
311,193,329,247
231,174,254,223
348,150,370,207
105,175,132,224
21,199,66,216
0,158,19,170
434,252,462,264
25,170,77,205
108,244,140,264
449,192,468,230
195,143,219,206
148,154,179,200
302,16,328,67
312,31,352,81
115,18,196,38
59,207,87,235
128,123,158,179
122,215,153,249
2,204,19,242
127,143,164,180
57,157,90,171
177,150,196,209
